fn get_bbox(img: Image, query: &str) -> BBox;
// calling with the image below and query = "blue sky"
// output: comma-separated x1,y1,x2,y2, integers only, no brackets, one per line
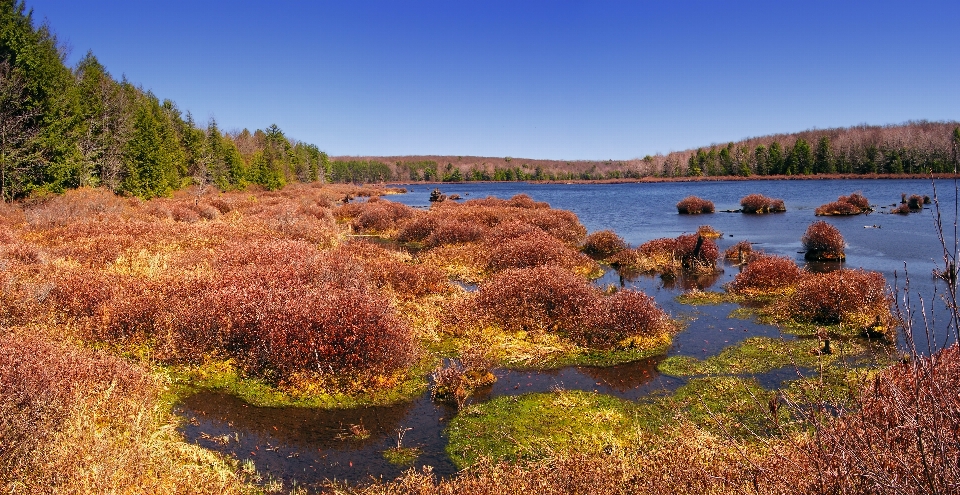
26,0,960,160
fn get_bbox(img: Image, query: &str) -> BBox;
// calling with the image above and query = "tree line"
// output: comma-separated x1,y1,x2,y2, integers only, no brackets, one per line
0,1,330,201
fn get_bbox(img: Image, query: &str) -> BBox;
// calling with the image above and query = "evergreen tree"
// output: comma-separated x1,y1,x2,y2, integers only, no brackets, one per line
768,142,784,175
814,136,833,174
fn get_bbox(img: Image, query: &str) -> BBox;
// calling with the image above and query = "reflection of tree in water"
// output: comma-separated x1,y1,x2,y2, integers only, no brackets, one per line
179,391,415,450
613,267,723,291
576,357,663,394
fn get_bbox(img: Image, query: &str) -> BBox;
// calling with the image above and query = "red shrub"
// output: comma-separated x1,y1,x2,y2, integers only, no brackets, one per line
463,266,596,333
575,290,671,349
674,234,720,269
723,240,755,261
815,201,862,216
582,230,627,257
676,196,715,214
638,238,677,257
890,204,911,214
728,255,806,295
802,220,845,260
838,192,870,210
335,198,416,232
486,230,596,273
740,194,786,214
396,215,439,243
0,334,155,479
908,194,924,210
425,219,487,247
816,193,871,216
788,269,890,326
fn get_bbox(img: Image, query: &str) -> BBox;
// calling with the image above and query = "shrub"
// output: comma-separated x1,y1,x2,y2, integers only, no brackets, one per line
908,194,925,210
740,194,786,214
335,198,416,232
396,215,438,243
582,230,627,257
788,345,960,494
815,200,862,216
839,192,870,210
675,234,720,270
696,225,722,239
802,220,845,260
728,255,806,296
486,230,597,275
723,240,754,262
424,219,487,247
890,204,911,214
676,196,715,214
462,266,596,334
787,268,891,330
816,193,870,216
574,290,672,349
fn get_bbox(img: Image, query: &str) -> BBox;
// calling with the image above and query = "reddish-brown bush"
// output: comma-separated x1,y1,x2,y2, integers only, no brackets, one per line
802,220,845,260
723,240,755,262
787,268,890,328
787,345,960,494
908,194,925,210
816,193,871,216
425,219,487,247
696,225,722,239
462,266,596,334
740,194,786,214
674,234,720,269
815,200,862,216
486,230,596,274
574,290,671,349
334,198,416,232
676,196,715,214
728,255,806,295
396,214,438,243
0,334,155,484
582,230,627,257
838,192,870,209
890,204,911,214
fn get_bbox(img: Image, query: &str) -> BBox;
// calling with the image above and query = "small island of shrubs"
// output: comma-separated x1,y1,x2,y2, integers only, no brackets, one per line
815,192,872,216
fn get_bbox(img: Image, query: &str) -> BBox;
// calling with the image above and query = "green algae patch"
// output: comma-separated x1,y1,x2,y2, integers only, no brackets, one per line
676,289,726,305
163,357,430,409
657,337,873,376
446,376,789,469
447,390,639,468
383,447,422,466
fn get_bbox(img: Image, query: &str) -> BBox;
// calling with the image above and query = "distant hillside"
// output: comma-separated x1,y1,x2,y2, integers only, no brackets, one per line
334,121,960,182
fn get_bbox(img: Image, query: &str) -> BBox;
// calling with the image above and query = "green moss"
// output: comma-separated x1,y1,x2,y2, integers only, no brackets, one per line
660,337,858,376
383,447,422,466
162,358,430,409
446,390,639,468
446,376,789,469
676,290,726,305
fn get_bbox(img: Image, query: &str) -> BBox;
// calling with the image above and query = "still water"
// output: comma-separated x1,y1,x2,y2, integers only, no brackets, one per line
179,179,959,488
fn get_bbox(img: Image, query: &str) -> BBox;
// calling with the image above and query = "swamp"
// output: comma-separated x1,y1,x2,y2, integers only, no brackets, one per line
3,178,959,494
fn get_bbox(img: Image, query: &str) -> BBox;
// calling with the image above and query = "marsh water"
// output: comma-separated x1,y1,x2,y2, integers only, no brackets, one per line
178,178,958,488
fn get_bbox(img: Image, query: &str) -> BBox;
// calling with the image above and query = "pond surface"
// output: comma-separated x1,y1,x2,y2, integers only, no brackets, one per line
179,179,959,488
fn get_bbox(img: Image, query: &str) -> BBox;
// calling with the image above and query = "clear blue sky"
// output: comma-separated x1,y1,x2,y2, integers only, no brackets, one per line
26,0,960,160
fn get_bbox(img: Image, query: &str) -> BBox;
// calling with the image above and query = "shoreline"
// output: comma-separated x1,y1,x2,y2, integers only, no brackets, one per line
383,172,960,186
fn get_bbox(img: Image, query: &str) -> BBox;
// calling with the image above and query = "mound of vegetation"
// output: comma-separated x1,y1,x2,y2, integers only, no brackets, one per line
802,220,845,261
676,196,715,214
740,194,786,214
609,233,720,275
815,192,872,216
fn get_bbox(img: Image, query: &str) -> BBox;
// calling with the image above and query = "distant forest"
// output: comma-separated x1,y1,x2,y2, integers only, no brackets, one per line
341,121,960,183
2,1,959,202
